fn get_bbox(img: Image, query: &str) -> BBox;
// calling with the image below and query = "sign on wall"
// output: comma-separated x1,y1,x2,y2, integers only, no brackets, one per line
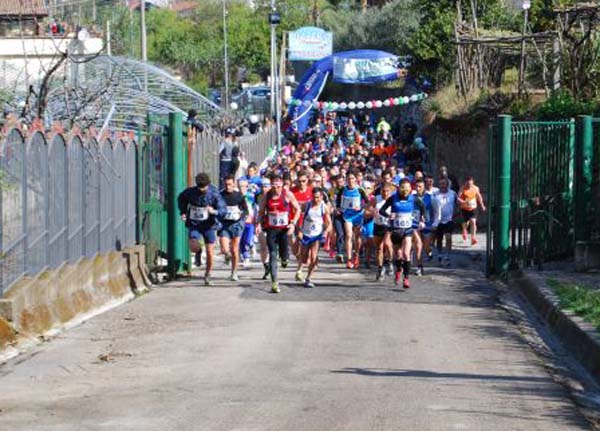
288,27,333,61
333,55,401,84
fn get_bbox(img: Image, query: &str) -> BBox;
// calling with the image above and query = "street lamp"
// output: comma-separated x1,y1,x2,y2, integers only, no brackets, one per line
223,0,230,109
518,0,531,97
269,2,282,150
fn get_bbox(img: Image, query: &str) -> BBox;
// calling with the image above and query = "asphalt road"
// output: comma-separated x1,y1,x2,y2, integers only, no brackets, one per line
0,236,592,430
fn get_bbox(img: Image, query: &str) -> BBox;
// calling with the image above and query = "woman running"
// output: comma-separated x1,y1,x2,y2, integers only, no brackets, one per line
336,171,369,269
258,174,301,293
372,183,395,281
295,188,331,288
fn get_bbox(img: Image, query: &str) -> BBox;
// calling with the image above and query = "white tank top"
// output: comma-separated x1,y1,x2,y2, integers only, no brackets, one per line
302,202,325,236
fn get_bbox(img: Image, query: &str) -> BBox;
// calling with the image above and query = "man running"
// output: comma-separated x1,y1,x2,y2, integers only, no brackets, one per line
336,171,369,269
178,173,226,286
379,178,425,288
296,188,331,288
291,171,313,258
372,183,394,281
458,176,486,245
258,174,301,293
238,178,256,267
412,178,440,276
435,178,458,267
218,175,248,281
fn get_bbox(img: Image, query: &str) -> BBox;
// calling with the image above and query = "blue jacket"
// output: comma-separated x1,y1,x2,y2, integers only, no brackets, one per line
177,185,226,230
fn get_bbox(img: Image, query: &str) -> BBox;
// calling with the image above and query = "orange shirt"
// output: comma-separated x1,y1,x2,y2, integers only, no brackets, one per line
460,186,479,211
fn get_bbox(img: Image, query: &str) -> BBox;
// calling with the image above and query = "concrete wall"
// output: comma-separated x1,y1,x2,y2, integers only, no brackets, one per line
0,246,151,348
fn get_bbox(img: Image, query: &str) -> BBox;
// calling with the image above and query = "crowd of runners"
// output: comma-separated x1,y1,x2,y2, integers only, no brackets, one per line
178,111,486,293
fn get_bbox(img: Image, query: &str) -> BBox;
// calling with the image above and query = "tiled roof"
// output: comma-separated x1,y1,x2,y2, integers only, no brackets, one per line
0,0,48,16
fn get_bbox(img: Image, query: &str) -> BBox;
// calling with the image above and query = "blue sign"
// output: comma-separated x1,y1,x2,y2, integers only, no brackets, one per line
289,27,333,61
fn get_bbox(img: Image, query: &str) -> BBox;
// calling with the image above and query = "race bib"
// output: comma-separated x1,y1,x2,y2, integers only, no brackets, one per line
302,218,324,236
375,214,389,226
189,206,209,221
392,213,412,229
268,211,289,227
467,199,477,209
224,205,242,221
341,196,361,211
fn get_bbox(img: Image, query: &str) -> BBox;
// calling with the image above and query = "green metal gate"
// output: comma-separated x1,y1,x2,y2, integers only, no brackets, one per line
486,116,576,275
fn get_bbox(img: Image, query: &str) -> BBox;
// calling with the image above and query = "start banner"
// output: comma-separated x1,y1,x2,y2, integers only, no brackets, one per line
289,27,333,62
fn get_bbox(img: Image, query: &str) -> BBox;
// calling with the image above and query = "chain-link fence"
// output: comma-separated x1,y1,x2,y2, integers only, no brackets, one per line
0,128,137,296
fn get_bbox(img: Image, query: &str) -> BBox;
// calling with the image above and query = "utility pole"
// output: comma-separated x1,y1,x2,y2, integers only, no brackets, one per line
269,0,277,117
223,0,229,109
140,0,148,63
106,20,111,56
269,1,282,150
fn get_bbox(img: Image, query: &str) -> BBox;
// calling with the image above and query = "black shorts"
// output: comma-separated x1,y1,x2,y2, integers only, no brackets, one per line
373,224,390,238
436,221,454,237
461,209,478,221
391,228,413,245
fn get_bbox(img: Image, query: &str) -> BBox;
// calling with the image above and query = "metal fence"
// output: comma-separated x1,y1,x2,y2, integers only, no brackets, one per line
589,118,600,241
0,128,137,295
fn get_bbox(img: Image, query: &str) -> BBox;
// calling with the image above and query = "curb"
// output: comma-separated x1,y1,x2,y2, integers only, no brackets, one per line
510,270,600,384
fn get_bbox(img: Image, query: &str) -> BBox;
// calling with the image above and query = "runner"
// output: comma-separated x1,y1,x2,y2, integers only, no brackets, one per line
458,176,486,245
177,173,226,286
412,178,440,276
379,178,426,288
238,178,256,268
372,183,394,281
336,171,369,269
256,178,273,280
295,188,332,288
291,171,313,258
360,180,376,268
330,174,346,262
258,174,301,293
218,175,249,281
435,178,458,267
425,174,439,195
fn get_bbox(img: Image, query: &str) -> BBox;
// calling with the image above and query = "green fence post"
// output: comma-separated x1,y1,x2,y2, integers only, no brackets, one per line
494,115,512,277
574,115,594,242
167,112,185,277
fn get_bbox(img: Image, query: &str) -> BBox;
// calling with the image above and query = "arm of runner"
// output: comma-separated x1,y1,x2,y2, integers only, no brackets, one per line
257,195,267,228
431,195,441,228
379,196,393,219
177,189,189,220
417,199,426,230
324,206,332,234
476,188,486,211
287,191,301,226
457,187,466,205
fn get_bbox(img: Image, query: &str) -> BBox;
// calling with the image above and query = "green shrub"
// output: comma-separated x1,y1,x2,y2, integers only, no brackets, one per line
536,90,600,120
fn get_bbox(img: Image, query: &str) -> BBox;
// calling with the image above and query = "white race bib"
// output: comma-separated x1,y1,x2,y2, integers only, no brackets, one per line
302,218,324,236
189,206,209,221
392,213,412,229
224,205,242,221
341,195,361,211
467,199,477,209
268,211,289,227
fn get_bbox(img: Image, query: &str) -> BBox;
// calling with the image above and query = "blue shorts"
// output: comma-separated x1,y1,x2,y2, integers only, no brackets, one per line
218,222,244,238
301,233,323,247
189,228,217,245
361,219,375,238
343,211,364,227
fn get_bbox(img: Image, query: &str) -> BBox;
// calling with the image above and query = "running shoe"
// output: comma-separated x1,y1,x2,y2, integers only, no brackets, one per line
304,279,315,288
329,249,336,259
376,267,385,281
204,276,213,286
295,269,303,282
194,251,202,268
427,251,433,261
262,263,271,280
403,277,410,289
415,266,423,277
336,254,344,263
385,263,394,276
271,282,280,293
323,243,330,252
346,261,354,269
230,272,239,282
281,260,289,268
394,271,402,286
353,255,360,269
471,237,478,246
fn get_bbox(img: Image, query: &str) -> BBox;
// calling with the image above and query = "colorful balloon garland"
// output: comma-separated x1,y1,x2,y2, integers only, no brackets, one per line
286,92,428,111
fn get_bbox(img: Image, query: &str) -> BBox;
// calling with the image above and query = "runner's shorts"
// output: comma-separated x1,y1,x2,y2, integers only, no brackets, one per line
343,211,364,227
301,233,323,247
461,209,478,221
361,219,375,238
374,224,390,238
391,228,414,245
189,228,217,245
218,221,244,238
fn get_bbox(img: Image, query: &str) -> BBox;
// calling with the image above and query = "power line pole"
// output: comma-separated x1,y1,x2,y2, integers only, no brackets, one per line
140,0,148,63
223,0,230,109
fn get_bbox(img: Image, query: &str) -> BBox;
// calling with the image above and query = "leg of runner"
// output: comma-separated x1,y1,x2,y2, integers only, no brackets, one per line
401,236,413,289
230,230,242,281
344,221,354,268
384,231,394,276
266,229,281,293
189,233,202,268
295,241,307,281
334,215,345,262
470,214,478,245
260,230,270,280
219,234,231,265
444,230,453,266
352,224,362,269
413,231,423,276
204,241,215,285
461,218,469,243
374,234,385,280
304,240,320,288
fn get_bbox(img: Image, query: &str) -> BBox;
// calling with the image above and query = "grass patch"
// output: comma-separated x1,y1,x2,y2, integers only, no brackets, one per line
547,278,600,332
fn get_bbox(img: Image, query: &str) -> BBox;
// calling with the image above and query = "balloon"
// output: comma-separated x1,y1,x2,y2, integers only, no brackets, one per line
331,102,339,111
230,102,239,110
383,99,391,107
357,101,365,109
339,102,348,110
403,96,410,104
348,101,356,110
394,97,402,105
366,101,373,109
249,114,259,124
303,100,312,107
410,94,418,102
375,100,383,108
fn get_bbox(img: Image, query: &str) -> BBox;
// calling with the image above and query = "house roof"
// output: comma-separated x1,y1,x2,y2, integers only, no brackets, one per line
0,0,48,16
